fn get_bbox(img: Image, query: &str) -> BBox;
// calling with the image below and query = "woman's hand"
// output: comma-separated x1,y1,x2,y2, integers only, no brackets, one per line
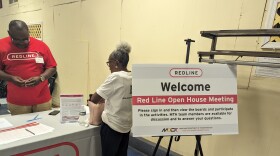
88,100,104,126
98,98,105,104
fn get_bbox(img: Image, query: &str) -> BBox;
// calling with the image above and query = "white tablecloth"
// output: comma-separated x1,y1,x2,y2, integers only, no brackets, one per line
0,110,101,156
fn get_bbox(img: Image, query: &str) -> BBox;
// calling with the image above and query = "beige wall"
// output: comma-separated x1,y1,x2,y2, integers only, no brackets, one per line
1,0,280,155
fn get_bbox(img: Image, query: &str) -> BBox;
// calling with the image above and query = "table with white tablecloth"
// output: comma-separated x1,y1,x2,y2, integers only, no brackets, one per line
0,110,101,156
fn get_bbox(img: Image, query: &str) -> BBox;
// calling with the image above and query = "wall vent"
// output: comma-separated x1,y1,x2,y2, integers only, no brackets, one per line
28,23,43,40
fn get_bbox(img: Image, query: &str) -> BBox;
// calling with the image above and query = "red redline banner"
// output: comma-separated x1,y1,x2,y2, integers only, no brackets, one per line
132,95,237,105
13,142,79,156
0,122,39,133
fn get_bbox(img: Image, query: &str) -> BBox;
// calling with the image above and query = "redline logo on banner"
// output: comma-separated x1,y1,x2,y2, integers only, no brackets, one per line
169,68,202,77
132,64,238,137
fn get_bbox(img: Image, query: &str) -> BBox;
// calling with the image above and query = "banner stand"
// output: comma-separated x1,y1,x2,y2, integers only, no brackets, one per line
152,134,203,156
151,39,204,156
152,136,163,156
194,135,203,156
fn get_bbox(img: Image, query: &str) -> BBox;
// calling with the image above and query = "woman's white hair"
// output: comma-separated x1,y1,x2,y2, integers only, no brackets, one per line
111,42,131,67
116,42,131,54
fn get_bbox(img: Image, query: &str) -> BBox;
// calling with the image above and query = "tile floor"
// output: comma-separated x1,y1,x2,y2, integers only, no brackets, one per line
128,146,147,156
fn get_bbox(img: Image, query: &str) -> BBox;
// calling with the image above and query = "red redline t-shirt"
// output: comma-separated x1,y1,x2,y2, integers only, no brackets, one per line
0,37,57,105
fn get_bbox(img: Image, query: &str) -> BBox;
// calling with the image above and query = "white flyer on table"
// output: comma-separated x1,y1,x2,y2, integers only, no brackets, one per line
60,94,84,123
0,122,54,145
0,118,12,129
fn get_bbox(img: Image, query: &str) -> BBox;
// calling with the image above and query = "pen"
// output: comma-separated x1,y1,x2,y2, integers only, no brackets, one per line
26,114,42,122
25,128,35,135
33,114,39,120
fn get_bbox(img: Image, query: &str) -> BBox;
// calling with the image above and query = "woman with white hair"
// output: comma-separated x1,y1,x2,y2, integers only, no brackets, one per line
88,42,132,156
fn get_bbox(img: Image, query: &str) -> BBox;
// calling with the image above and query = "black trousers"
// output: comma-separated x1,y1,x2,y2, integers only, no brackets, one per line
100,122,130,156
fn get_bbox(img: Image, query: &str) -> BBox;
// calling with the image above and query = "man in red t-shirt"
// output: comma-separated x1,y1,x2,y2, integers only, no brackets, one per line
0,20,57,115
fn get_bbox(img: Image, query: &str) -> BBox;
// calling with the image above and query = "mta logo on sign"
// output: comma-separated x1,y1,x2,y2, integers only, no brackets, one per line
162,128,178,132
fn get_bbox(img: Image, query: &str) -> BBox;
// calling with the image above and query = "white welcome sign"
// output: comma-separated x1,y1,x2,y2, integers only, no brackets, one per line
132,64,238,137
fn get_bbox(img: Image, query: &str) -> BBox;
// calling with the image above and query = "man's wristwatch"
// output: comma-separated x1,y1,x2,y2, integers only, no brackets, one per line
40,75,46,82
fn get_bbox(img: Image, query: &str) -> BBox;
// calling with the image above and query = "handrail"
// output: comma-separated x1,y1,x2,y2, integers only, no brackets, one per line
198,50,280,58
198,29,280,68
200,58,280,68
201,29,280,39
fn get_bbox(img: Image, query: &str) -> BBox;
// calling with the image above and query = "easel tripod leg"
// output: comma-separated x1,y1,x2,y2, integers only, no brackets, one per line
194,135,203,156
166,136,173,156
152,136,163,156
